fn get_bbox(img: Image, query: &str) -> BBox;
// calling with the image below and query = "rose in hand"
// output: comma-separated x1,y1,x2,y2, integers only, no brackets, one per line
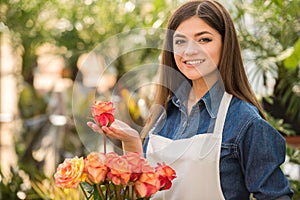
91,101,115,127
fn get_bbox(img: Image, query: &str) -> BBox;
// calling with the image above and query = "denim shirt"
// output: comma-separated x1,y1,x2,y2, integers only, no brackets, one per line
143,81,293,200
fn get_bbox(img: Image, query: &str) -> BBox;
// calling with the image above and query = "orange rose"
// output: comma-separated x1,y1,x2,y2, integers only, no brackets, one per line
54,157,85,188
91,101,115,127
84,152,108,184
155,162,176,190
106,154,131,185
134,170,160,198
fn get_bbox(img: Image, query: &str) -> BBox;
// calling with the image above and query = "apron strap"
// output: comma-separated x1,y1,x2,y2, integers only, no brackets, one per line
213,92,232,135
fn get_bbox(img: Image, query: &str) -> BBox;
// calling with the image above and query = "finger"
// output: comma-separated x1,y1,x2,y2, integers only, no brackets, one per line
102,126,117,135
105,126,126,137
102,126,121,139
87,121,94,127
87,121,102,133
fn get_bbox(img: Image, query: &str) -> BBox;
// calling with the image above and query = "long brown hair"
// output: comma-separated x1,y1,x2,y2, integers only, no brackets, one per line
141,0,265,139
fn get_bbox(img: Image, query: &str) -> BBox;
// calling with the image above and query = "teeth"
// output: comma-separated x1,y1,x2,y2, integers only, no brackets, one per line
186,59,205,65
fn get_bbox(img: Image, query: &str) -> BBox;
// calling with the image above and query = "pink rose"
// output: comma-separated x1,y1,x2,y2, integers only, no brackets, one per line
123,152,149,181
91,101,115,127
105,152,119,160
94,114,115,127
54,157,85,188
106,154,131,185
134,170,160,198
84,152,108,184
155,162,176,190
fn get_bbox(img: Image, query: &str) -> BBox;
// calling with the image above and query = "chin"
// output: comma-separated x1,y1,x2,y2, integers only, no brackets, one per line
184,75,203,81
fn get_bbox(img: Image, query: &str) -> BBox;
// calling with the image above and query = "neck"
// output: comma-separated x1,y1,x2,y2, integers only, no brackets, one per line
190,71,219,101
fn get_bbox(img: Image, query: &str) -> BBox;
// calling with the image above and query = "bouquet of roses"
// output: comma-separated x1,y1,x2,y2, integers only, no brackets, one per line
54,101,176,200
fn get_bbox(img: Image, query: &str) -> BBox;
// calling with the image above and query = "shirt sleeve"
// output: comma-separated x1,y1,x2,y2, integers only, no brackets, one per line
239,117,293,199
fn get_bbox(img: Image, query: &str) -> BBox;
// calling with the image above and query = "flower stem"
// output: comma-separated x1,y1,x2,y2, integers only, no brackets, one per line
113,184,117,200
131,184,136,200
106,181,111,199
103,133,107,154
113,184,122,200
96,184,106,200
122,185,128,200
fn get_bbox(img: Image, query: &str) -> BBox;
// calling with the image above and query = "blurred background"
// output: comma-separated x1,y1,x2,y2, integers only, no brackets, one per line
0,0,300,199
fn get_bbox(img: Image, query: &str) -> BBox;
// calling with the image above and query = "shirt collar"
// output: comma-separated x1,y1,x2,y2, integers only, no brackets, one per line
201,82,225,118
171,79,192,107
171,80,225,118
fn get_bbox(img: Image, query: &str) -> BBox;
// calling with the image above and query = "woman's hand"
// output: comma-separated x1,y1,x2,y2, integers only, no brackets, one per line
87,119,143,153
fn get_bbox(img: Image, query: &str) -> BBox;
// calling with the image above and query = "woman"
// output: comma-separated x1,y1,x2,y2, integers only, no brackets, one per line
88,0,293,199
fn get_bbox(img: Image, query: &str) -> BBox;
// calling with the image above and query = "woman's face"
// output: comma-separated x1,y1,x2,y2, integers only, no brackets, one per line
173,16,222,81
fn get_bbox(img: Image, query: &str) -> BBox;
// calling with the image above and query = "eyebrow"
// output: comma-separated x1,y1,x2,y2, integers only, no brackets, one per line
173,31,213,38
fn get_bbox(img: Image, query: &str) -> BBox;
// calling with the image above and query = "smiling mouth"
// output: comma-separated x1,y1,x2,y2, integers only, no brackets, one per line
184,59,205,65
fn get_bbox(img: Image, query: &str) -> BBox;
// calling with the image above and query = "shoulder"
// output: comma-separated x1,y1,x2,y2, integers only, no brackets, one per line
226,96,262,128
228,96,260,118
226,96,285,144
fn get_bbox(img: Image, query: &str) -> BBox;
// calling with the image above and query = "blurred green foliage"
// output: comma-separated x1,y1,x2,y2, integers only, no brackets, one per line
1,0,178,82
0,0,300,199
232,0,300,125
286,145,300,200
1,0,179,199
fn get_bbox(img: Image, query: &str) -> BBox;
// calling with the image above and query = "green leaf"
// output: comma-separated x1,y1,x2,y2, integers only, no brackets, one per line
93,185,101,200
272,0,283,6
284,54,299,70
295,38,300,57
284,37,300,72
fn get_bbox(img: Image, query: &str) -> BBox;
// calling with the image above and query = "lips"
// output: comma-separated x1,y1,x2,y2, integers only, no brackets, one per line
184,59,205,65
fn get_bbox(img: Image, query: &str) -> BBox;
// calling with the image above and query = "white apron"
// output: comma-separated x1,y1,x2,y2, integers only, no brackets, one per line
146,92,232,200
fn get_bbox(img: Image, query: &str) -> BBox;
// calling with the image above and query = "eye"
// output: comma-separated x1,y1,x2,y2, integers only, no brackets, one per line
199,38,212,43
174,39,186,45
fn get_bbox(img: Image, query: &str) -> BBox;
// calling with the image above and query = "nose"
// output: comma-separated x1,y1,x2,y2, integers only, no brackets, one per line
184,40,200,56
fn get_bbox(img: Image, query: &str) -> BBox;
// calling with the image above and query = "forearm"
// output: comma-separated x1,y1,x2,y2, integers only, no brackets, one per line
122,139,143,154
